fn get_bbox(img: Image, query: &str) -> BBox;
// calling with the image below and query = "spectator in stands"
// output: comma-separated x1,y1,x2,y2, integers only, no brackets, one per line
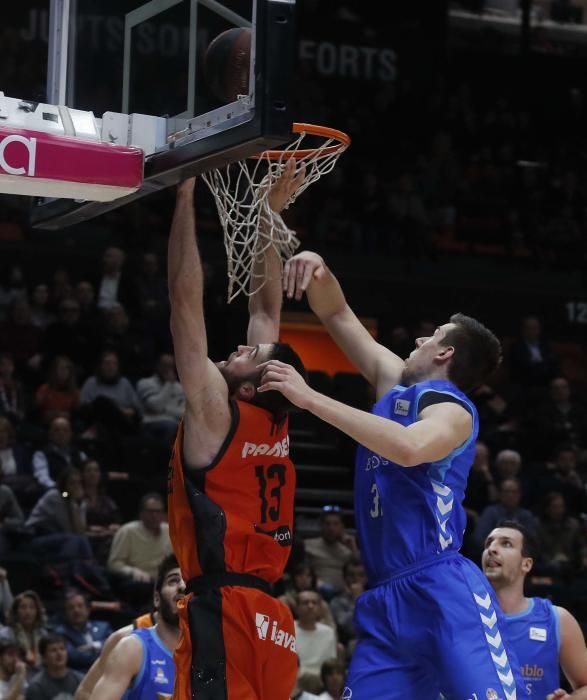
494,449,522,483
471,383,517,448
79,351,142,439
29,284,53,330
0,417,34,504
474,478,537,549
0,266,27,316
32,416,87,490
132,252,168,320
463,441,497,519
0,569,14,625
536,491,585,578
25,633,82,700
539,444,587,517
35,357,80,426
329,558,367,650
304,507,357,599
0,354,26,426
534,377,587,454
99,304,152,381
49,269,72,309
0,300,41,372
318,659,346,700
40,299,97,377
509,315,558,386
0,479,24,556
279,563,335,629
74,281,99,326
291,666,320,700
51,590,111,674
0,634,27,700
295,590,338,694
80,459,120,562
95,247,138,315
8,592,48,673
107,492,172,608
137,353,185,444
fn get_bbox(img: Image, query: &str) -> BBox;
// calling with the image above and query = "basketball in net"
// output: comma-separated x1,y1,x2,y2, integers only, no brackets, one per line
202,123,351,302
204,27,251,104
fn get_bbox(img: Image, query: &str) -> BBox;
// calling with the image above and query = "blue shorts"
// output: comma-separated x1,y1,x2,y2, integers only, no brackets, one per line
344,552,524,700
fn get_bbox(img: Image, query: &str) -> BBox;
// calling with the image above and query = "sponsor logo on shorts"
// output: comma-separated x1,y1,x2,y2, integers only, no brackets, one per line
254,524,292,547
254,612,296,652
242,437,290,458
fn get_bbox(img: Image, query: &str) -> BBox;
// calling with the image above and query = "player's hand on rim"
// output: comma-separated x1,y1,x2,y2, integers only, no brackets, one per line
177,176,196,197
268,157,306,213
258,359,311,409
283,250,326,301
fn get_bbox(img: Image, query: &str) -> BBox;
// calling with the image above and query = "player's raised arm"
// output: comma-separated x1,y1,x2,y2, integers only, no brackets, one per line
283,251,405,395
74,626,132,700
89,636,142,700
167,178,232,467
247,158,305,345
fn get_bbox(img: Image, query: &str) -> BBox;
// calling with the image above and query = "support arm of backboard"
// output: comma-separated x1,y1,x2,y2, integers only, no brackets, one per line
47,0,71,105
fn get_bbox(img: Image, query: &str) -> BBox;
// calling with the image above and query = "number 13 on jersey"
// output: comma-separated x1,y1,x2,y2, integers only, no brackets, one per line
370,483,383,518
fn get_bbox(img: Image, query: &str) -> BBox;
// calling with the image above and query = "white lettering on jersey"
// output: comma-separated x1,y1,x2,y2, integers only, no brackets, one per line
242,437,289,459
254,612,296,652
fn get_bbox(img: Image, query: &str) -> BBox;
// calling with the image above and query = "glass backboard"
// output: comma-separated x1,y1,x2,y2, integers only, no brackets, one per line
32,0,296,229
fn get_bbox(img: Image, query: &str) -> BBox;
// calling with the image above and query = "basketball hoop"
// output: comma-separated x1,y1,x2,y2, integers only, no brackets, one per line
202,123,350,302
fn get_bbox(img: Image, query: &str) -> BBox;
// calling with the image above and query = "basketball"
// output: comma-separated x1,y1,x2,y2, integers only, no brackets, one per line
204,27,252,104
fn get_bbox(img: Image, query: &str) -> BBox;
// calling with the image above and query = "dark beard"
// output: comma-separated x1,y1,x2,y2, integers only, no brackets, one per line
158,595,179,629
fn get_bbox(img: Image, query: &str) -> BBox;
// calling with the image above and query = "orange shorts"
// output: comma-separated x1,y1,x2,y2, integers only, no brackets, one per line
173,583,297,700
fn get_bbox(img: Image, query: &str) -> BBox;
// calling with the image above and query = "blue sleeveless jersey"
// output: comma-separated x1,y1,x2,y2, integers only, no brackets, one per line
503,598,560,698
123,627,175,700
354,380,478,585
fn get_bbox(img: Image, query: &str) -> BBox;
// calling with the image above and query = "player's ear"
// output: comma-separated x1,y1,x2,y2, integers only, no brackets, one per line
521,556,533,575
236,381,256,401
436,344,455,363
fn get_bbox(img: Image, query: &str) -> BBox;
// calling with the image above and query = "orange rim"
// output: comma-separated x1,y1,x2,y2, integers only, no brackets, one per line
251,122,351,161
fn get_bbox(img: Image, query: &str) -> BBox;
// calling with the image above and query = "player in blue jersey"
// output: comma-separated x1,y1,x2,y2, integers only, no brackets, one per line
259,251,525,699
89,554,184,700
482,521,587,700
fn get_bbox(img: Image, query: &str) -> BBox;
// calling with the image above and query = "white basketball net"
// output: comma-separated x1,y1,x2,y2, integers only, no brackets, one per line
202,126,348,302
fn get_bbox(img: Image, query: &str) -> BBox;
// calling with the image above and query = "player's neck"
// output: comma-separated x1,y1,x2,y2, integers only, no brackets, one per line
155,621,181,652
297,619,317,631
495,586,529,615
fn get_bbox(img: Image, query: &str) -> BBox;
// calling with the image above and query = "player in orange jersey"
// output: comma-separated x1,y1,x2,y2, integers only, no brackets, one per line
167,162,307,700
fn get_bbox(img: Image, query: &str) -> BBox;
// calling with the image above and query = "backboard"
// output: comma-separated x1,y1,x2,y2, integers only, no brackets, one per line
31,0,296,229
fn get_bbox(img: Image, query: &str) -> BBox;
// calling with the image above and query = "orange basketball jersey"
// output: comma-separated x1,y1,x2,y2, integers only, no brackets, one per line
133,611,156,629
168,400,295,583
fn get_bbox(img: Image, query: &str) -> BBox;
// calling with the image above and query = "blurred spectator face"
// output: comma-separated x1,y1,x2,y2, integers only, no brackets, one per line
102,247,125,275
157,354,177,383
98,353,120,382
320,513,344,544
76,281,95,307
64,594,90,628
482,527,532,588
105,305,129,334
498,479,521,510
43,641,68,673
555,449,577,476
54,357,74,387
344,563,367,589
297,591,321,625
63,470,84,500
293,566,314,592
472,441,490,472
16,596,39,629
545,493,566,522
494,450,521,480
31,284,49,307
324,665,345,698
0,645,18,676
142,253,159,277
522,316,541,343
549,377,570,403
49,417,72,449
10,299,31,325
140,497,165,534
81,460,102,489
0,355,14,380
58,300,81,327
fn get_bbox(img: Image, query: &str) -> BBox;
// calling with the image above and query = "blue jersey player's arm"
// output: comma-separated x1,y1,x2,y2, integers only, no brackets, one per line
89,635,143,700
282,251,405,398
546,607,587,700
259,365,472,467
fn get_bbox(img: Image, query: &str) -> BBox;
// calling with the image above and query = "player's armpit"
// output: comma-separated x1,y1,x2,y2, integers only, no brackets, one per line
89,636,142,700
557,607,587,693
